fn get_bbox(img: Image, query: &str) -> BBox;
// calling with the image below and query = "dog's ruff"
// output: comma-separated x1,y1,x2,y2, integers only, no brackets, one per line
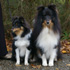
37,28,60,53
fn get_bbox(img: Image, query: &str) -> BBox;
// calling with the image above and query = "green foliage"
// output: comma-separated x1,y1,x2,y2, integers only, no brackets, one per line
56,0,65,4
62,31,70,40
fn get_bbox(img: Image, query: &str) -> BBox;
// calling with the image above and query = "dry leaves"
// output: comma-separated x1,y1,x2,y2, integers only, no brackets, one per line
61,40,70,53
31,64,41,69
5,39,12,52
56,68,59,70
15,64,22,67
66,64,70,66
62,50,66,54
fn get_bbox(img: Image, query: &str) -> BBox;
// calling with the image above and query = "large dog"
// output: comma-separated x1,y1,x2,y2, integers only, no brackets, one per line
11,16,32,65
31,4,62,66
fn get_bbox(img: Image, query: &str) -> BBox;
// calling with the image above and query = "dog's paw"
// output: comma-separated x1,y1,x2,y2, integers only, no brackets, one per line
24,62,29,66
15,62,20,66
42,62,47,66
48,62,54,66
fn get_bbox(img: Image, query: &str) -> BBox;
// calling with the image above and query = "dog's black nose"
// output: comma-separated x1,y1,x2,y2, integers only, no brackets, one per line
47,21,49,24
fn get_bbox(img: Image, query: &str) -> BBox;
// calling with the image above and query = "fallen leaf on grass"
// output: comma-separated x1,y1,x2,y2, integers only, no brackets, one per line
7,46,12,52
31,64,37,68
66,42,70,45
62,50,67,53
56,68,59,70
31,64,41,69
36,65,41,68
61,40,70,54
66,64,70,66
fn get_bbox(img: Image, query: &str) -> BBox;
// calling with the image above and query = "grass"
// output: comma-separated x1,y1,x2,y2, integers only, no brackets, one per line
61,31,70,40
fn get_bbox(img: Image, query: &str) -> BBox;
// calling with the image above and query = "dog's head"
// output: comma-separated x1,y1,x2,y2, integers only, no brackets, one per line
36,4,60,33
32,4,61,41
12,16,30,36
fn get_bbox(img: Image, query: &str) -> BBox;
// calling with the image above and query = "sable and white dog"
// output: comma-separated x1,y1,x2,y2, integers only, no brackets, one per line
31,4,62,66
11,16,32,65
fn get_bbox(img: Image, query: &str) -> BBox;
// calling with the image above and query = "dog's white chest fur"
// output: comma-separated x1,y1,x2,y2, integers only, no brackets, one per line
15,39,29,57
14,30,32,57
37,27,60,58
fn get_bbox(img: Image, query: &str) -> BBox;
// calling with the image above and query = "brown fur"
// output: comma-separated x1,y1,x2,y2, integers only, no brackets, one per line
12,26,24,36
42,20,53,30
37,50,41,56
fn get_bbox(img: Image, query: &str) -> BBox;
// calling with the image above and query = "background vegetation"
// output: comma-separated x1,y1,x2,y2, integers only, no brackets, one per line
0,0,70,40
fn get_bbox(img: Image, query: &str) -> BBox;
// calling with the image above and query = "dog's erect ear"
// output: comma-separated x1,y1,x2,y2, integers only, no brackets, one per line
48,4,58,13
19,16,30,29
12,16,18,24
37,6,44,12
19,16,25,23
48,4,56,11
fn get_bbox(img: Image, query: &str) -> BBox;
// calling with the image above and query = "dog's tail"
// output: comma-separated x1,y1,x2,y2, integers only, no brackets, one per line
57,42,62,60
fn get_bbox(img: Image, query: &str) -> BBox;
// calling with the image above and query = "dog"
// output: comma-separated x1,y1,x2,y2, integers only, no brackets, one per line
31,4,62,66
11,16,32,65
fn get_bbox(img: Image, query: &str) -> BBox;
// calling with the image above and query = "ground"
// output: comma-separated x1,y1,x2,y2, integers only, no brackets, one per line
0,54,70,70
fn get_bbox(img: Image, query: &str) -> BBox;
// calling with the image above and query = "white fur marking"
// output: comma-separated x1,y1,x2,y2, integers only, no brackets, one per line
15,40,30,48
41,54,47,66
48,49,57,66
24,29,32,40
15,48,20,65
24,49,30,65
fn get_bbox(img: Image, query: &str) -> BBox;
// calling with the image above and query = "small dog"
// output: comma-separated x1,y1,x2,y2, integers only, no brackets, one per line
31,4,62,66
11,16,32,65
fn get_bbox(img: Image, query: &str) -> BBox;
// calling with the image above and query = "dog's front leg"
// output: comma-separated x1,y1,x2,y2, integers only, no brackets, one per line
41,54,47,66
48,49,57,66
15,48,20,65
24,49,30,65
